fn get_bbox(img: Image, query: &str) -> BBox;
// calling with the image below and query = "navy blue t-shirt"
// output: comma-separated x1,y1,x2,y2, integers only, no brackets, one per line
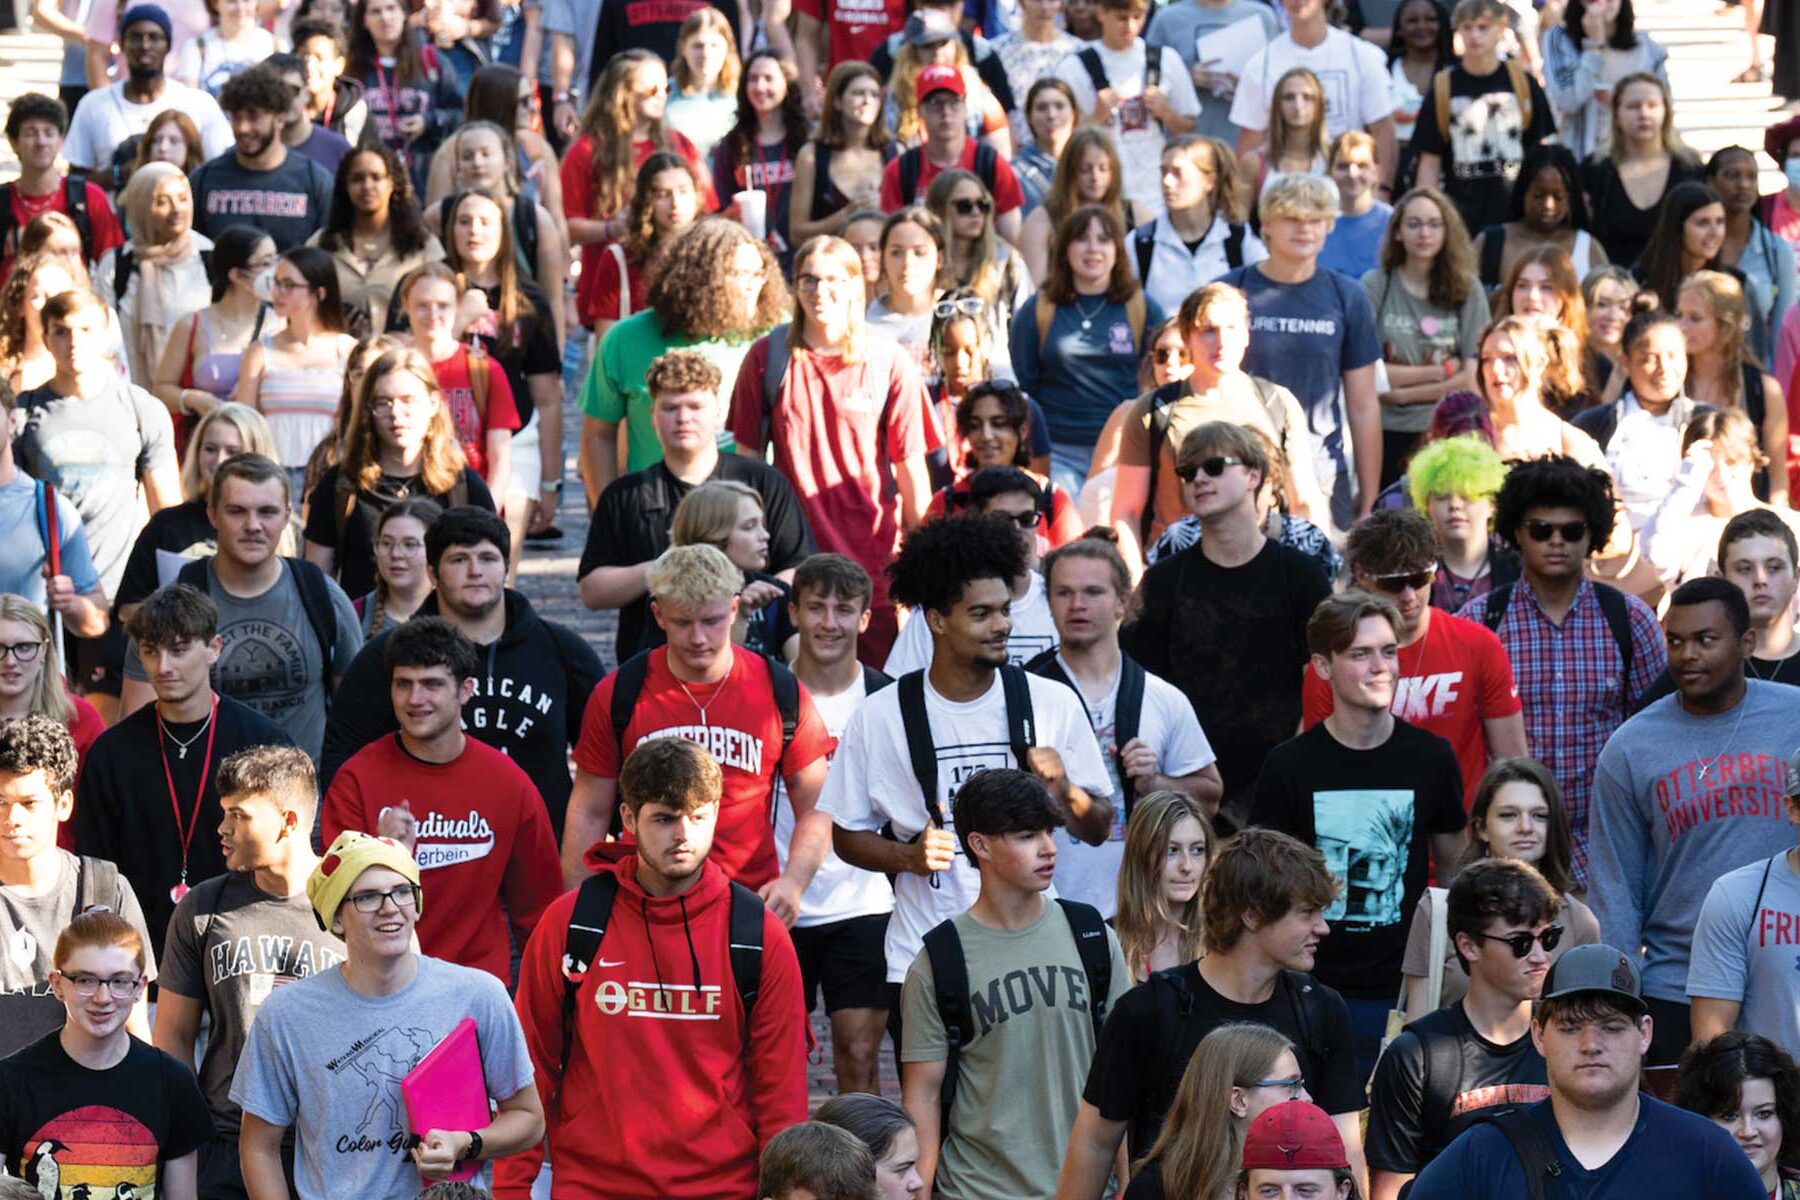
1214,263,1379,530
1408,1095,1765,1200
189,149,334,251
1009,293,1166,448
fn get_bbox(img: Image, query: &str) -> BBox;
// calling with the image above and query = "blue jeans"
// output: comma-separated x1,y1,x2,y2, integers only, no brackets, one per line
1049,441,1092,502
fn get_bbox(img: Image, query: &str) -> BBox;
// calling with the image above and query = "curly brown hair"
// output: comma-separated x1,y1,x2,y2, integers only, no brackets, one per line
0,712,78,795
645,348,724,397
0,250,88,372
623,151,702,269
648,217,790,341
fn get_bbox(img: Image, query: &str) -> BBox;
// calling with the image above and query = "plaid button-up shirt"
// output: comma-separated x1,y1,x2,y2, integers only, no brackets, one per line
1459,578,1666,885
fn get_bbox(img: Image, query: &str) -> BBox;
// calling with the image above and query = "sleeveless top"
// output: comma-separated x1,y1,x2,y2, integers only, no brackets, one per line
257,332,348,468
808,141,897,222
187,306,265,398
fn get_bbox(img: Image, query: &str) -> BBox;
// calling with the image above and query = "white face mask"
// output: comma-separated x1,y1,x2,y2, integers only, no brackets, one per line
251,268,275,302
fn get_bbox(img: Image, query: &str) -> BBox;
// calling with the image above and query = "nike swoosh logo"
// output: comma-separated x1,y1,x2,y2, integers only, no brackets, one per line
597,959,627,968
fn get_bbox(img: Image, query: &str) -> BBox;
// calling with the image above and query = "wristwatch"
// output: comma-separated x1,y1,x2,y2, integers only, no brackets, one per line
459,1130,484,1164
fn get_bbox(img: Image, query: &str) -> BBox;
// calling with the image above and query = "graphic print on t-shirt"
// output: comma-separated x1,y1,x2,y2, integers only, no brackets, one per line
216,616,310,723
1447,93,1525,182
322,1023,436,1155
379,803,497,871
206,931,343,1006
23,1105,158,1197
1314,788,1414,931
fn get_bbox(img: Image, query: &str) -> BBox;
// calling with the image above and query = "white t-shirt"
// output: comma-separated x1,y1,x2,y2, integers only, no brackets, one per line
774,674,895,929
1046,655,1216,917
1228,26,1394,141
1053,40,1202,211
884,571,1060,677
1606,393,1686,531
818,670,1111,981
63,80,233,171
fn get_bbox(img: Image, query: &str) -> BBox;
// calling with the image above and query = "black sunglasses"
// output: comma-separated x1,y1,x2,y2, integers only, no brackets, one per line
1369,568,1434,594
1175,456,1245,482
1523,519,1589,544
1468,925,1564,958
952,197,993,216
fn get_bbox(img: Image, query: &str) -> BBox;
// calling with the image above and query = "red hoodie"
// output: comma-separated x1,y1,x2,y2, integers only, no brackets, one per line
496,851,809,1200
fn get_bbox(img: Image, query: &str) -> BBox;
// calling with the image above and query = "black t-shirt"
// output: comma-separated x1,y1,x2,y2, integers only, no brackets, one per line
579,456,816,663
1408,64,1556,233
303,464,496,598
590,0,740,90
1583,155,1706,270
0,1031,213,1189
1082,963,1364,1157
72,696,292,954
1249,720,1468,1000
472,281,561,427
115,499,216,610
1366,1001,1549,1174
1120,539,1330,824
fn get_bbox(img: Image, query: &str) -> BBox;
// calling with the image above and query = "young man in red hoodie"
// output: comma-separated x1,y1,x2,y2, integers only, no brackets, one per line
322,616,561,984
503,736,810,1200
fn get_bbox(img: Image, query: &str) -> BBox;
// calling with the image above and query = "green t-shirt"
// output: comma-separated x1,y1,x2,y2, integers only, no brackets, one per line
578,309,757,471
901,902,1131,1200
1360,267,1491,433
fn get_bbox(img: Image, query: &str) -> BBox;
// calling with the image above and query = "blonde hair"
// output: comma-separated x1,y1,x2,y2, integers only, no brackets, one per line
788,236,868,363
1678,269,1751,410
1476,314,1551,402
0,597,72,724
671,480,763,553
180,403,280,502
1138,1024,1297,1197
1607,72,1696,166
1328,128,1376,168
1259,172,1339,225
891,40,974,147
646,543,745,610
1114,791,1213,981
672,7,741,96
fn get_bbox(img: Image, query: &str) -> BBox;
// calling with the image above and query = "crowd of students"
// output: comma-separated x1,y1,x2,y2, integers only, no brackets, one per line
4,0,1800,1195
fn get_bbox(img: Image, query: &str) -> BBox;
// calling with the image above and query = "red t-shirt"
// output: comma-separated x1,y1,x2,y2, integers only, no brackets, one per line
792,0,906,69
0,178,125,282
430,344,521,480
726,333,930,610
562,131,717,325
572,647,833,888
322,734,563,983
583,243,648,326
879,140,1027,214
1301,609,1522,805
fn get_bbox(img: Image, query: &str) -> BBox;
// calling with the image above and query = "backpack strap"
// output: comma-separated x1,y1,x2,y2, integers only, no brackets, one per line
1479,1107,1563,1200
1479,225,1507,285
1419,1018,1466,1151
1133,223,1156,283
1140,381,1184,544
1591,583,1635,699
972,143,998,196
1280,971,1330,1073
999,663,1036,765
466,342,490,420
761,325,792,442
332,474,359,555
1035,296,1054,355
1223,222,1247,269
0,183,15,260
1504,58,1532,128
726,881,766,1034
897,670,945,829
113,246,136,302
605,242,631,321
1479,581,1514,633
1113,655,1146,821
560,871,619,1073
1125,291,1146,350
1076,46,1109,95
513,198,539,282
898,148,922,205
862,664,896,695
1055,898,1113,1040
608,650,654,757
176,555,209,590
74,855,119,915
1144,41,1160,91
923,917,972,1129
1433,68,1452,142
287,557,342,693
762,653,801,819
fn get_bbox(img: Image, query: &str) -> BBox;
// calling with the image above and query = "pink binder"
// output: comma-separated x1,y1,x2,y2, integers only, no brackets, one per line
402,1017,491,1183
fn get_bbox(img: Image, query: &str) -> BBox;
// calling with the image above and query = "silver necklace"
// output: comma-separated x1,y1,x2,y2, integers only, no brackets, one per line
676,676,728,725
1690,690,1752,783
1074,295,1106,330
159,707,215,760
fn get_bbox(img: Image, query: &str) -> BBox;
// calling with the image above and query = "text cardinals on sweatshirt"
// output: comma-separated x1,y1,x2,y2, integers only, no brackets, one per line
495,852,809,1200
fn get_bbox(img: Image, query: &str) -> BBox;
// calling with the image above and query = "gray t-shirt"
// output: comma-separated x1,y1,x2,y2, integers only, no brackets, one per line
12,375,176,596
901,904,1130,1200
1688,850,1800,1053
0,851,157,1059
1146,0,1282,142
159,872,345,1133
231,954,535,1200
1360,267,1491,433
124,559,363,759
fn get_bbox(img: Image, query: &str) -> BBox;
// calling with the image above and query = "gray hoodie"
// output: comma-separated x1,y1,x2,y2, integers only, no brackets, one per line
1588,680,1800,1002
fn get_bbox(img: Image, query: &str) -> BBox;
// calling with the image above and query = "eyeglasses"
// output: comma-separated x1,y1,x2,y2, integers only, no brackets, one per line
0,641,44,663
372,396,437,416
1174,456,1245,482
346,884,422,913
934,296,984,319
1467,925,1564,957
56,971,144,998
951,197,993,216
1523,519,1589,544
1369,567,1435,594
795,274,854,295
271,277,312,293
377,537,425,556
1245,1075,1307,1100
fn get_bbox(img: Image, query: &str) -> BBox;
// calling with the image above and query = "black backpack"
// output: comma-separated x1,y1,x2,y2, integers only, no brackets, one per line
176,555,341,702
1132,219,1248,287
893,665,1035,833
896,142,1000,208
114,244,214,302
0,176,92,263
1024,648,1145,819
1076,43,1161,103
608,649,800,819
922,896,1112,1128
1479,580,1634,694
436,191,539,283
558,869,766,1069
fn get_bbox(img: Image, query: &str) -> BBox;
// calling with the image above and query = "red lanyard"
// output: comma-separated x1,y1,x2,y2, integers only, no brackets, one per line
157,697,218,903
374,59,404,156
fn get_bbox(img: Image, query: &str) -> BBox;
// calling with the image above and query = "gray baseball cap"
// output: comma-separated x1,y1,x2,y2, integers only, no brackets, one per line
904,9,958,45
1541,944,1648,1016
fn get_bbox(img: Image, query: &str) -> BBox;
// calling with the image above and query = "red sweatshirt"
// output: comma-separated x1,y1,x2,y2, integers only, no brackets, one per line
322,733,561,983
496,852,809,1200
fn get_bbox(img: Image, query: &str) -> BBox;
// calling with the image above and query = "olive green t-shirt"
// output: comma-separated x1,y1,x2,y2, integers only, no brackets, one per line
901,903,1132,1200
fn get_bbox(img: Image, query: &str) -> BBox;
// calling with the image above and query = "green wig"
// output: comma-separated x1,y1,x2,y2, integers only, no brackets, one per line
1407,434,1508,511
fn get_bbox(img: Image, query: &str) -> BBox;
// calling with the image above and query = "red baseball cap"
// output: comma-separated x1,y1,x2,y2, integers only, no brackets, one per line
916,64,966,104
1241,1102,1350,1172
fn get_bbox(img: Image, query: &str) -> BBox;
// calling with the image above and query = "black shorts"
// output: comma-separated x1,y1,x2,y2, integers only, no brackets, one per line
790,912,889,1015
